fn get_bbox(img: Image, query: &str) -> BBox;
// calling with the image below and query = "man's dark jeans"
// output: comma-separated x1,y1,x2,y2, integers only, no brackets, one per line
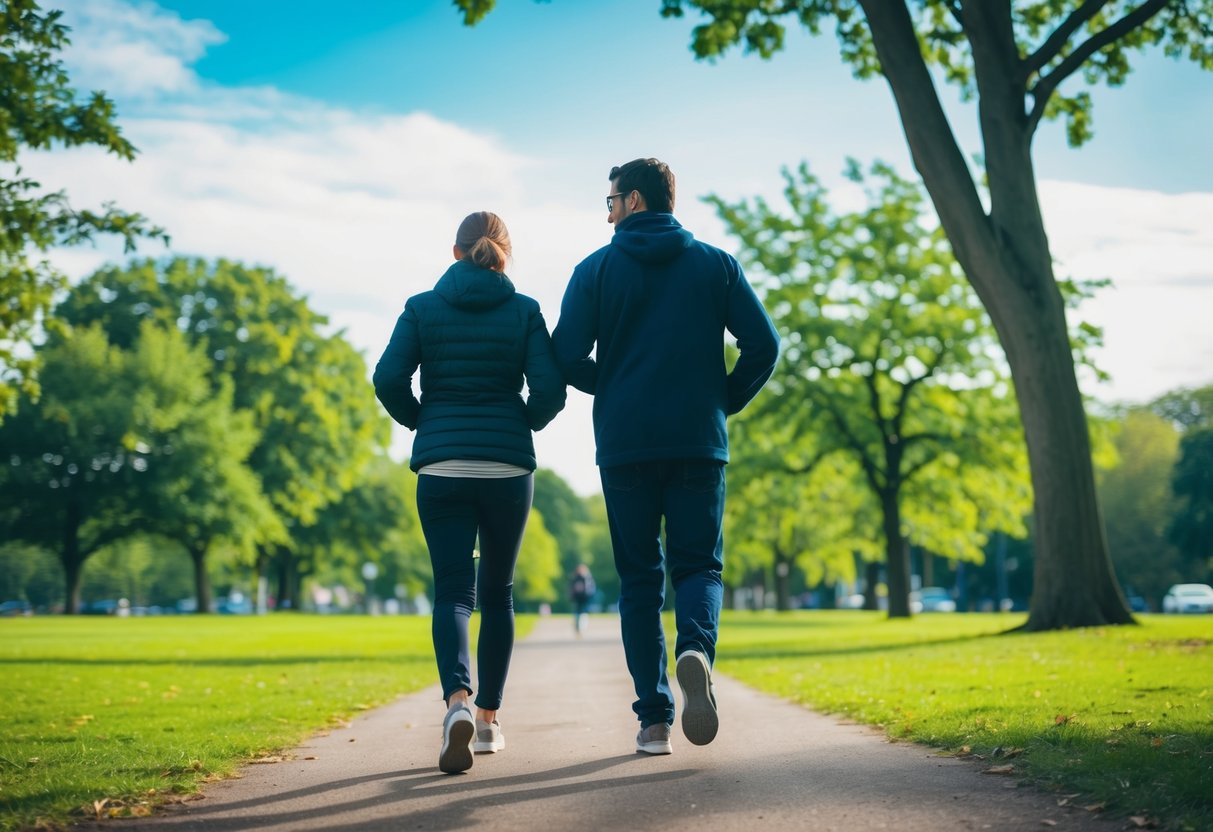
417,473,533,711
600,459,725,728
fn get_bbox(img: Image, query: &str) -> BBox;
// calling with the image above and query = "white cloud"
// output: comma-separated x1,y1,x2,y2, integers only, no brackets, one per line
1040,181,1213,403
59,0,224,97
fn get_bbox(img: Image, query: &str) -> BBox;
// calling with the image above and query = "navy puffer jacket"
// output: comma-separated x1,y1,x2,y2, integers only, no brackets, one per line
373,259,566,471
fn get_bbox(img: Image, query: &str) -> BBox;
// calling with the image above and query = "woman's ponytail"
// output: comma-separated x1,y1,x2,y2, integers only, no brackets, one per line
455,211,512,272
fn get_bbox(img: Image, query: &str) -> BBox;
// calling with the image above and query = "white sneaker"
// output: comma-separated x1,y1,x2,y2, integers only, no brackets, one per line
473,719,505,753
676,650,719,745
439,704,475,773
636,722,673,755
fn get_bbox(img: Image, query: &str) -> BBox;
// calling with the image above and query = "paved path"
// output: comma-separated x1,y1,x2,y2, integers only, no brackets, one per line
99,616,1106,831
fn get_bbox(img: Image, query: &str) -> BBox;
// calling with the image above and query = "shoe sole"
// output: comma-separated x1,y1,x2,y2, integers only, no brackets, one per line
439,716,475,773
676,652,719,746
473,737,504,753
636,740,672,755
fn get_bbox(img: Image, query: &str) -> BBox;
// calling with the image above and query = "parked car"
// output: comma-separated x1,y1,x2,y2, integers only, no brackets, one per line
911,587,957,613
1162,583,1213,614
0,599,32,617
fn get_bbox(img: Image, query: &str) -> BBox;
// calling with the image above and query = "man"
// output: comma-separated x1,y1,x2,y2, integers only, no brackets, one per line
551,158,779,755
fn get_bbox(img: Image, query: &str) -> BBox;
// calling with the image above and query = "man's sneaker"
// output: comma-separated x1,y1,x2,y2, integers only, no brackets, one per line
438,704,475,773
676,650,719,745
473,719,505,753
635,722,673,755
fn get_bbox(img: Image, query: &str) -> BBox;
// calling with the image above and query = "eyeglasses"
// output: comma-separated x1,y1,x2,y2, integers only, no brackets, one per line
606,191,630,211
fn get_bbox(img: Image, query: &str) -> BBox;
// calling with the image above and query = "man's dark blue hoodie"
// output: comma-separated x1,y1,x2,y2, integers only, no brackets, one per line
551,212,779,468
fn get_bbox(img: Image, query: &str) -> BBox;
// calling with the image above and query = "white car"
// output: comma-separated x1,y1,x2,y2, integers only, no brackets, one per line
911,587,957,613
1162,583,1213,614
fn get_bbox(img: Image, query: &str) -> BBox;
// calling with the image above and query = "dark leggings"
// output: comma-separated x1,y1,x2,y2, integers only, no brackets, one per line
416,473,533,710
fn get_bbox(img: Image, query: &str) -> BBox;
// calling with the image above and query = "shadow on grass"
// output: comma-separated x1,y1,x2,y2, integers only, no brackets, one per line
0,655,432,667
719,627,1019,661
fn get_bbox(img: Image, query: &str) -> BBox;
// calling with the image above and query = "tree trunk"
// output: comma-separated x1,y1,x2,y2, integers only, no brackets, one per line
859,0,1132,629
883,489,912,618
773,552,791,611
189,542,212,614
255,547,270,615
862,561,880,611
62,493,84,614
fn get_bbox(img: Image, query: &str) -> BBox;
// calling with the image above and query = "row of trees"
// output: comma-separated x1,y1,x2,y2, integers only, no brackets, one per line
0,255,618,613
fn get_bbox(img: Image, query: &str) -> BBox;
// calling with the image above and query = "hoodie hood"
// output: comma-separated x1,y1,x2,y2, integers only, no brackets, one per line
611,212,694,264
434,259,517,311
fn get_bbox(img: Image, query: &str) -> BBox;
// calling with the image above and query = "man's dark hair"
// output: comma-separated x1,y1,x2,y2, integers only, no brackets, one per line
609,158,675,213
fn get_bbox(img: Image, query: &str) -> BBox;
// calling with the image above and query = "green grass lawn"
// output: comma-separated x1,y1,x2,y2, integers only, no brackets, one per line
0,614,475,831
2,612,1210,831
715,610,1213,832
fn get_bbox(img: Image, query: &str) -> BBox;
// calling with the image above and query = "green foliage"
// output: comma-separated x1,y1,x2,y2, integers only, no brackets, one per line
533,468,591,584
1097,409,1185,605
1150,384,1213,432
59,258,389,530
301,455,430,604
0,615,442,831
78,537,194,610
1168,428,1213,580
55,258,391,603
0,542,58,607
718,610,1213,830
656,0,1213,146
515,509,562,606
714,161,1031,613
0,323,225,611
574,493,618,606
451,0,497,26
0,0,166,420
725,446,879,597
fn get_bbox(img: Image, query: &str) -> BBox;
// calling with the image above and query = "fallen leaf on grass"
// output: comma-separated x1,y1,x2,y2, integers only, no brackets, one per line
1127,816,1158,828
982,765,1015,775
91,799,109,820
1082,802,1105,813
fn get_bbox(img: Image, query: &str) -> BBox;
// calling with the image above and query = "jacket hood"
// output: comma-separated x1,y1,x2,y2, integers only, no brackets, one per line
435,259,516,311
611,212,694,264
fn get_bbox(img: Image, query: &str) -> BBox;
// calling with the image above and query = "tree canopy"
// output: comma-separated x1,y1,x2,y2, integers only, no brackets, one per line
715,160,1032,616
0,0,165,420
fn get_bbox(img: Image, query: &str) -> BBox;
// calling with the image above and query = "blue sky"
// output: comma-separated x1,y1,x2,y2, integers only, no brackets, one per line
42,0,1213,494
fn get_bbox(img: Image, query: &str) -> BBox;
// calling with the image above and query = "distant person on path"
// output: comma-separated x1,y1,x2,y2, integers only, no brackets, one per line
569,563,596,636
551,158,779,755
373,211,566,774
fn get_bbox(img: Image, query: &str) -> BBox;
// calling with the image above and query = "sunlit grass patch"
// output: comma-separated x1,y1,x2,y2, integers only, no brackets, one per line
715,610,1212,831
0,614,501,831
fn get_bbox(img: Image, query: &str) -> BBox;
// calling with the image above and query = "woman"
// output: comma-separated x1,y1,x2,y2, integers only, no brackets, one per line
373,211,566,774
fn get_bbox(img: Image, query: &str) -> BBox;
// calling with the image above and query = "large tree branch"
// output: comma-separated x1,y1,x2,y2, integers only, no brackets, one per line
1024,0,1109,77
857,1,996,291
810,386,885,493
1027,0,1172,134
